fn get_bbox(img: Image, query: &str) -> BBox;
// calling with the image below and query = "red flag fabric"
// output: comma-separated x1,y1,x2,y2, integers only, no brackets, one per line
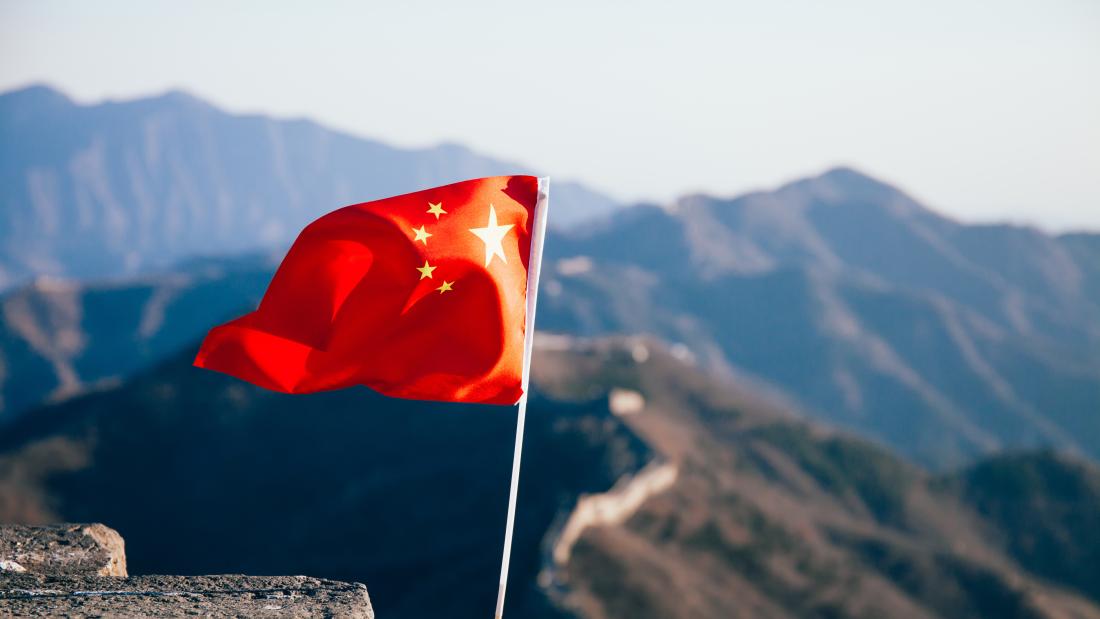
194,175,542,405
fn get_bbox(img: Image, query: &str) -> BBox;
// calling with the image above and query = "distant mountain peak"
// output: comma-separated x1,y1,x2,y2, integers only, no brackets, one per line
0,83,70,101
0,84,74,113
667,166,924,219
146,89,209,106
818,165,883,185
767,165,946,225
796,165,910,199
93,89,221,117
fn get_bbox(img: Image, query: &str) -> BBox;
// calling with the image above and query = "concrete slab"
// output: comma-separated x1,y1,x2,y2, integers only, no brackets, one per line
0,573,374,618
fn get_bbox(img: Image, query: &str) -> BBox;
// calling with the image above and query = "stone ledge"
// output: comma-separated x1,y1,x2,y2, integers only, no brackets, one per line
0,524,126,577
0,574,374,618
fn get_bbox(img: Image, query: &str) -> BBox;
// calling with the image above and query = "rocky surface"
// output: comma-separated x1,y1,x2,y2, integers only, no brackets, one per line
0,574,374,618
0,523,126,576
0,524,374,617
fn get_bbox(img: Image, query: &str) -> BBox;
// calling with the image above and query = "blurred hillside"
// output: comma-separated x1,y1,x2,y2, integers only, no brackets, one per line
537,340,1100,618
1,337,1098,619
540,169,1100,467
0,254,275,418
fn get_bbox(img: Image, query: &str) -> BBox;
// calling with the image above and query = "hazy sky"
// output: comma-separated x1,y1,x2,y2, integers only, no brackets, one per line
2,0,1098,230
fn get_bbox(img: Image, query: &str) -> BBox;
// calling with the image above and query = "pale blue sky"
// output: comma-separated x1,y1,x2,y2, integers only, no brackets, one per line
2,0,1098,230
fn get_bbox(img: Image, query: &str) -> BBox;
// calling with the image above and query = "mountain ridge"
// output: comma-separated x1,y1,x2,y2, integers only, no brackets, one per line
540,167,1100,467
0,84,619,290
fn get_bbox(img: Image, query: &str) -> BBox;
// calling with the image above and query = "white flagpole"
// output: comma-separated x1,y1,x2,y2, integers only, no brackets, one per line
494,177,550,619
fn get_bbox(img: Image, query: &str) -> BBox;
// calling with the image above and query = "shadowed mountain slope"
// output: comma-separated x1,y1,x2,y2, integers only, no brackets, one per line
936,450,1100,602
0,254,276,420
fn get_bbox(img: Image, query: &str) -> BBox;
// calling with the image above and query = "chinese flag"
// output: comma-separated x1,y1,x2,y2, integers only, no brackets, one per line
194,175,544,405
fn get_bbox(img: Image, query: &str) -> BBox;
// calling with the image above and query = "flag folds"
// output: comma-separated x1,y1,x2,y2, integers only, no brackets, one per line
194,175,542,405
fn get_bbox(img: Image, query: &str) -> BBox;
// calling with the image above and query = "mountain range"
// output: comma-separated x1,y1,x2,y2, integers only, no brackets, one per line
2,84,1099,618
3,164,1096,469
540,169,1100,467
0,85,618,290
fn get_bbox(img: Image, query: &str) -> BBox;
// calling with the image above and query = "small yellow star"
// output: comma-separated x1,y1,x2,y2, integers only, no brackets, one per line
427,202,447,219
436,280,454,294
412,225,432,245
416,261,436,280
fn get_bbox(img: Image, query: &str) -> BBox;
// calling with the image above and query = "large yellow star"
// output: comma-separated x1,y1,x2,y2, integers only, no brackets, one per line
426,202,447,219
436,280,454,294
469,205,514,267
416,261,436,280
412,225,432,245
